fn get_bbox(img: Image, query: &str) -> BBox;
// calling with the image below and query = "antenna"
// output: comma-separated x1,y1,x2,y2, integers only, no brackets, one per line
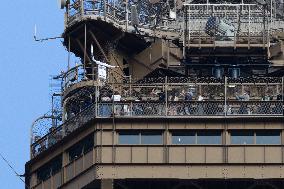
34,24,63,42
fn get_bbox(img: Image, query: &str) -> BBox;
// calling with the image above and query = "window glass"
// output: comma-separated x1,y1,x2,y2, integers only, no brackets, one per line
68,134,94,161
37,156,62,182
197,131,221,144
83,135,94,153
256,131,281,144
231,131,254,144
172,132,195,144
141,132,163,144
69,143,83,161
37,166,51,182
51,156,63,174
119,132,140,144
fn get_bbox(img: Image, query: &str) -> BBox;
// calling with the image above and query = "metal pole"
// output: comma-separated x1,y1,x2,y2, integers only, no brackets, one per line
125,0,129,31
271,0,273,22
81,0,84,16
95,85,98,117
224,76,227,117
188,5,191,48
182,8,186,58
68,36,71,70
281,77,284,116
84,23,87,76
248,5,251,49
130,75,133,117
52,95,55,127
165,76,168,117
104,0,107,20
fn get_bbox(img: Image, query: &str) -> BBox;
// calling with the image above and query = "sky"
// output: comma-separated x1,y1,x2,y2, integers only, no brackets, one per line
0,1,68,188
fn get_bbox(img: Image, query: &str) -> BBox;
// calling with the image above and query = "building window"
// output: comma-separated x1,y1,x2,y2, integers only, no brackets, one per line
37,155,62,182
230,130,281,145
119,132,140,144
256,131,281,144
68,134,94,161
141,132,163,144
172,131,222,144
231,131,254,144
197,131,221,144
118,131,163,144
172,132,195,144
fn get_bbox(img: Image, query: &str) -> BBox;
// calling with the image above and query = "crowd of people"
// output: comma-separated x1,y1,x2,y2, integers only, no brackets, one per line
96,87,284,117
32,85,283,156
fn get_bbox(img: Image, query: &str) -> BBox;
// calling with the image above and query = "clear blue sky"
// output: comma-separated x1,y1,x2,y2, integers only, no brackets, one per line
0,1,67,188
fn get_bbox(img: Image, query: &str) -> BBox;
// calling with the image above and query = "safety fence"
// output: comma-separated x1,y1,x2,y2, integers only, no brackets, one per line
31,76,284,158
65,1,284,45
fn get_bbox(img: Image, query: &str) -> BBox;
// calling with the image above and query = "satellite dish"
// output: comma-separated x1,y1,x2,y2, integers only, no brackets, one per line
58,0,67,9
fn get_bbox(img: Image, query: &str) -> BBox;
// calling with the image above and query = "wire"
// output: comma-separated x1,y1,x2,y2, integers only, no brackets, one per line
0,152,30,189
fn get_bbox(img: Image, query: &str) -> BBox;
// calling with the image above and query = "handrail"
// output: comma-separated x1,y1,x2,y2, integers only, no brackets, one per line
30,76,284,158
65,0,284,43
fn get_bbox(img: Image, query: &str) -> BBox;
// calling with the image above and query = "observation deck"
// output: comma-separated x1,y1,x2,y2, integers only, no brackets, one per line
63,1,284,51
30,68,284,158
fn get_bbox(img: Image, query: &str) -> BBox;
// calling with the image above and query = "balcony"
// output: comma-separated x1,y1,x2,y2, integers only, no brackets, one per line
30,75,284,159
64,1,284,46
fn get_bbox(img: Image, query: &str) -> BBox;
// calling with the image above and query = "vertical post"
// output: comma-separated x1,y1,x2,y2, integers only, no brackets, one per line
104,0,107,20
68,36,71,71
125,0,129,31
92,62,95,81
234,6,238,50
262,4,266,48
130,75,133,117
64,4,69,28
51,95,55,127
182,6,187,59
281,77,284,115
95,85,98,117
167,40,170,68
80,0,84,16
112,83,115,117
224,76,227,117
84,24,87,76
267,3,271,54
206,0,209,13
213,5,216,48
248,5,251,49
188,5,191,49
271,0,273,22
30,123,33,159
165,76,168,117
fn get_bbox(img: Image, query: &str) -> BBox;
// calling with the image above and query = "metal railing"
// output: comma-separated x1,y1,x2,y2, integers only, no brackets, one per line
30,76,284,158
31,103,97,158
65,1,284,45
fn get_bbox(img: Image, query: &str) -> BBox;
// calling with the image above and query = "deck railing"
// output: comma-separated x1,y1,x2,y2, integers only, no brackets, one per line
31,76,284,158
65,1,284,45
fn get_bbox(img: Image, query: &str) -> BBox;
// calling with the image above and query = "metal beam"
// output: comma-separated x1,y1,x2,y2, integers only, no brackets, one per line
75,38,92,63
89,30,109,63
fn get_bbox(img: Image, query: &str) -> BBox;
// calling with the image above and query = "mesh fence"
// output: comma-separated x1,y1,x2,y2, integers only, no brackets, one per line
31,76,284,158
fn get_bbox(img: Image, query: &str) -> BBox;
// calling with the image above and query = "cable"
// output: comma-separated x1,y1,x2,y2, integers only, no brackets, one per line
0,152,30,189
